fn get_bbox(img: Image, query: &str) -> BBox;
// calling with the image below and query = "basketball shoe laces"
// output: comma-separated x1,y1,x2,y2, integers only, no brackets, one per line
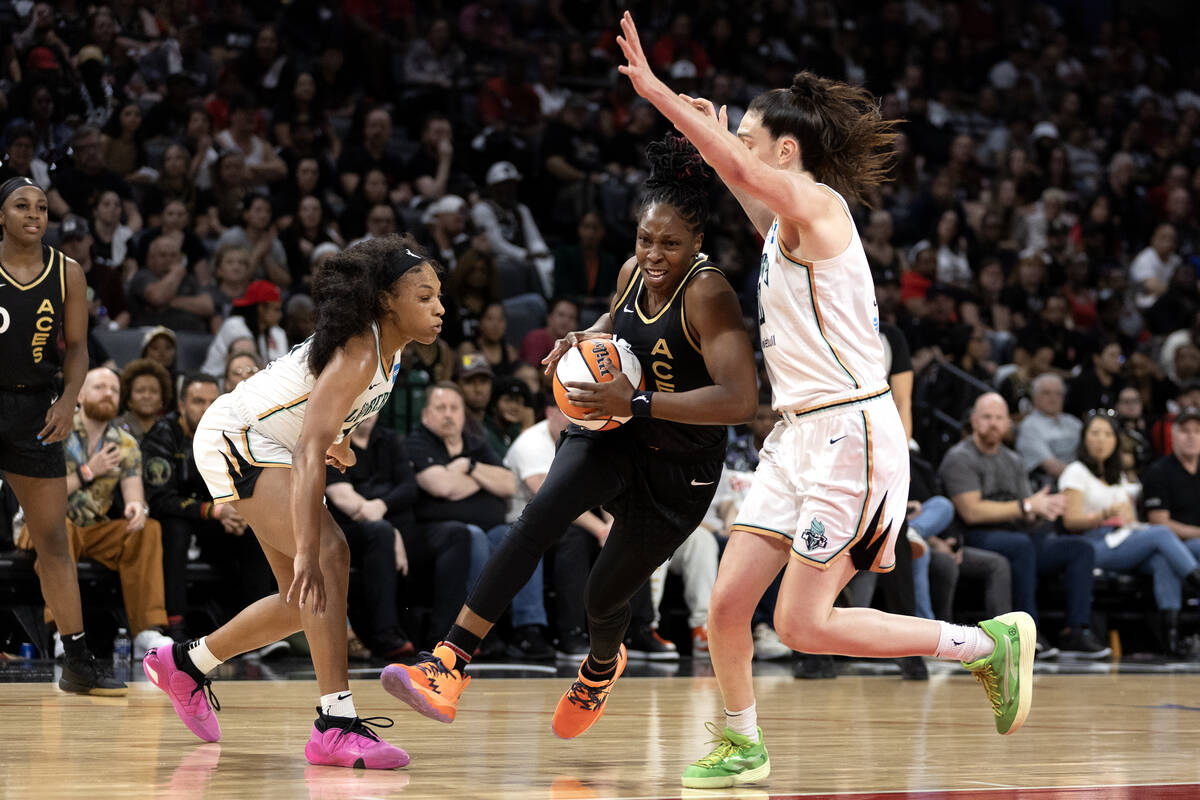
972,666,1002,718
329,715,395,743
414,650,458,695
693,721,741,767
564,678,608,711
189,676,221,713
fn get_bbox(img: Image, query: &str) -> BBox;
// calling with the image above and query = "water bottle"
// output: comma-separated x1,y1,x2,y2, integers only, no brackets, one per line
112,627,132,679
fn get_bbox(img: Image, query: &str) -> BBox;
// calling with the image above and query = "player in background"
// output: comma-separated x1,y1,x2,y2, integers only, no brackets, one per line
0,177,125,695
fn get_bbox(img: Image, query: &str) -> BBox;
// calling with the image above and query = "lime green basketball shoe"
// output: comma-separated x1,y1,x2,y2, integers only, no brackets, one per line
964,611,1036,735
680,722,770,789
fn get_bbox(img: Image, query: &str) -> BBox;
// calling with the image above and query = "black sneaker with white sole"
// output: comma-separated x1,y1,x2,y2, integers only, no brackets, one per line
1057,628,1111,659
506,625,555,660
624,624,679,661
555,628,589,660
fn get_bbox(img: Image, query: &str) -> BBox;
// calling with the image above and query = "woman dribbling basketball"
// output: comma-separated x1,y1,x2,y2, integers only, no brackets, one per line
383,136,758,738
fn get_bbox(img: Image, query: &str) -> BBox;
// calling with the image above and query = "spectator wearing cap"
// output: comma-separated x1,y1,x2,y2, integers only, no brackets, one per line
127,234,215,333
216,193,290,289
472,161,553,295
52,125,142,232
140,326,178,382
201,279,286,377
1151,382,1200,457
458,301,519,377
484,377,534,458
542,93,606,237
456,352,495,440
59,214,129,329
215,92,288,191
1016,373,1083,486
0,123,52,189
418,194,471,272
1144,408,1200,571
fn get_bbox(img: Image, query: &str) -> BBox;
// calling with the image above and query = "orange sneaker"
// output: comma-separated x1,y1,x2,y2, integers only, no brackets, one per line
552,644,627,739
380,643,471,723
692,626,710,657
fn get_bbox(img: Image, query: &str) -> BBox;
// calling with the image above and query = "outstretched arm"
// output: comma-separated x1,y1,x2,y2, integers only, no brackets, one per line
615,11,838,237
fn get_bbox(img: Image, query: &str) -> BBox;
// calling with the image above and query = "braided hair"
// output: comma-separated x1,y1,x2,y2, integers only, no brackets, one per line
639,134,712,234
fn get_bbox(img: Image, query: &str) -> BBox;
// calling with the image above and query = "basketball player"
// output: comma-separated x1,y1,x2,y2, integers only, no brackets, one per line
142,235,442,769
0,177,125,695
382,136,758,739
617,12,1036,789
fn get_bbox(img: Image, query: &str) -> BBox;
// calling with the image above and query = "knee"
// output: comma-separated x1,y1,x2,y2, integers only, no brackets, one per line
773,604,823,652
321,533,351,574
708,578,755,631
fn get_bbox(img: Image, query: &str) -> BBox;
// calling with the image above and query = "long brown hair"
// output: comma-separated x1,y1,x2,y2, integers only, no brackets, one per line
747,71,898,205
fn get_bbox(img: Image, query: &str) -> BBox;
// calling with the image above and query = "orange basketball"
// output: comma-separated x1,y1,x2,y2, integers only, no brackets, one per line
552,338,645,431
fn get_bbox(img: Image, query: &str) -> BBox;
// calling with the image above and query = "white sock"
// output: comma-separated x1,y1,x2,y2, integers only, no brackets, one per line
320,690,357,719
186,637,223,675
724,703,758,740
933,621,993,663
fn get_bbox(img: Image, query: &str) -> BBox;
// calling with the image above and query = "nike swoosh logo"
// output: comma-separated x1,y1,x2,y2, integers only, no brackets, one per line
632,395,650,403
829,435,848,444
336,692,352,701
622,306,634,313
952,639,964,647
691,480,714,486
367,382,382,391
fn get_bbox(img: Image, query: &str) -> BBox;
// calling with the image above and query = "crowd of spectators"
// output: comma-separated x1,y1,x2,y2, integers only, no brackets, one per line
3,0,1200,664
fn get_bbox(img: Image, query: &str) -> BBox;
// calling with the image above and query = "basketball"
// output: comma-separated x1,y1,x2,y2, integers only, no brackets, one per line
552,338,644,431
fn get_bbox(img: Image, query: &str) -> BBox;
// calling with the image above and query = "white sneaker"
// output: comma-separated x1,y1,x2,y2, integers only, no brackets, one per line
907,528,928,559
53,631,63,659
753,622,792,661
133,629,174,660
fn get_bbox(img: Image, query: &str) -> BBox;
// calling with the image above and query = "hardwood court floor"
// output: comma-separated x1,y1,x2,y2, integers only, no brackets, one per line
3,660,1200,799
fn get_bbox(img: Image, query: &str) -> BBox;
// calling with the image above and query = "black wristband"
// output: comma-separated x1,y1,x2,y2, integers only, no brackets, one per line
630,390,654,418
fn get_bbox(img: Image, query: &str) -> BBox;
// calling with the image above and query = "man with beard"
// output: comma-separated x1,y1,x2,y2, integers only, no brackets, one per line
142,373,273,636
17,368,173,658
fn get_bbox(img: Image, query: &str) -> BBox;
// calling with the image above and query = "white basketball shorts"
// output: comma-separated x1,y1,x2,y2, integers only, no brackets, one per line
193,394,292,504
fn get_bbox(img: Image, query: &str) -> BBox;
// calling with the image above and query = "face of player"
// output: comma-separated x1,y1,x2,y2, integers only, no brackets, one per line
386,263,444,346
737,110,793,171
635,202,702,294
0,186,47,246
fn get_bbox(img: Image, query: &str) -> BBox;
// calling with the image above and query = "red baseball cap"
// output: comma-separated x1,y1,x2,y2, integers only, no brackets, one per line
233,279,281,307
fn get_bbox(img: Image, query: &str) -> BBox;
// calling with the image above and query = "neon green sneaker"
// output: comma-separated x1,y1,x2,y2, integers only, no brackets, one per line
963,611,1035,735
680,722,770,789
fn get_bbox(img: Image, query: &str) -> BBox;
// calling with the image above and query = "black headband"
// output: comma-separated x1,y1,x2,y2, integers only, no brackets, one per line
0,177,40,207
384,247,428,283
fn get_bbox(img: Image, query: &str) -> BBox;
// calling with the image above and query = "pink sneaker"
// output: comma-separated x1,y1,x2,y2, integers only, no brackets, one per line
143,645,221,742
304,712,410,770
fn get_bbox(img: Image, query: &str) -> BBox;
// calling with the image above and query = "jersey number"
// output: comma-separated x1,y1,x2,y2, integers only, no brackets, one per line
0,306,8,334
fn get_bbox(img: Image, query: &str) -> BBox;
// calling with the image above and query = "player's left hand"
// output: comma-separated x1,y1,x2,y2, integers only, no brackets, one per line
325,438,356,472
565,374,635,419
38,397,74,444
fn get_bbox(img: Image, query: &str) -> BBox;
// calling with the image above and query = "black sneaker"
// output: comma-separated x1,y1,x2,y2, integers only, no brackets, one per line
506,625,555,660
60,652,128,696
792,653,837,679
555,628,589,660
894,655,929,680
475,635,508,660
1035,634,1060,660
1058,628,1112,659
624,624,679,661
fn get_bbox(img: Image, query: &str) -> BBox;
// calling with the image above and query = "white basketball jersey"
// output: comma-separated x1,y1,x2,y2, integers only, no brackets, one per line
757,186,889,413
227,321,402,450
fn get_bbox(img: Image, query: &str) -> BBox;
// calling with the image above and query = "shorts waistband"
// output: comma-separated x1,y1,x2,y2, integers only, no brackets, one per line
780,387,892,426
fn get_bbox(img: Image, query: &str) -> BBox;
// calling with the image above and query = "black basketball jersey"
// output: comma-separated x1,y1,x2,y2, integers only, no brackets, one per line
0,243,66,389
611,255,727,455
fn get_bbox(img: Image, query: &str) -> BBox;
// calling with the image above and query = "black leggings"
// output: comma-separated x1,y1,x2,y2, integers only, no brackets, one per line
467,430,720,661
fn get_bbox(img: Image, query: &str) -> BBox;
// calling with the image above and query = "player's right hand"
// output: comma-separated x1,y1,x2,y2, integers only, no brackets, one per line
288,552,326,615
542,330,612,375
